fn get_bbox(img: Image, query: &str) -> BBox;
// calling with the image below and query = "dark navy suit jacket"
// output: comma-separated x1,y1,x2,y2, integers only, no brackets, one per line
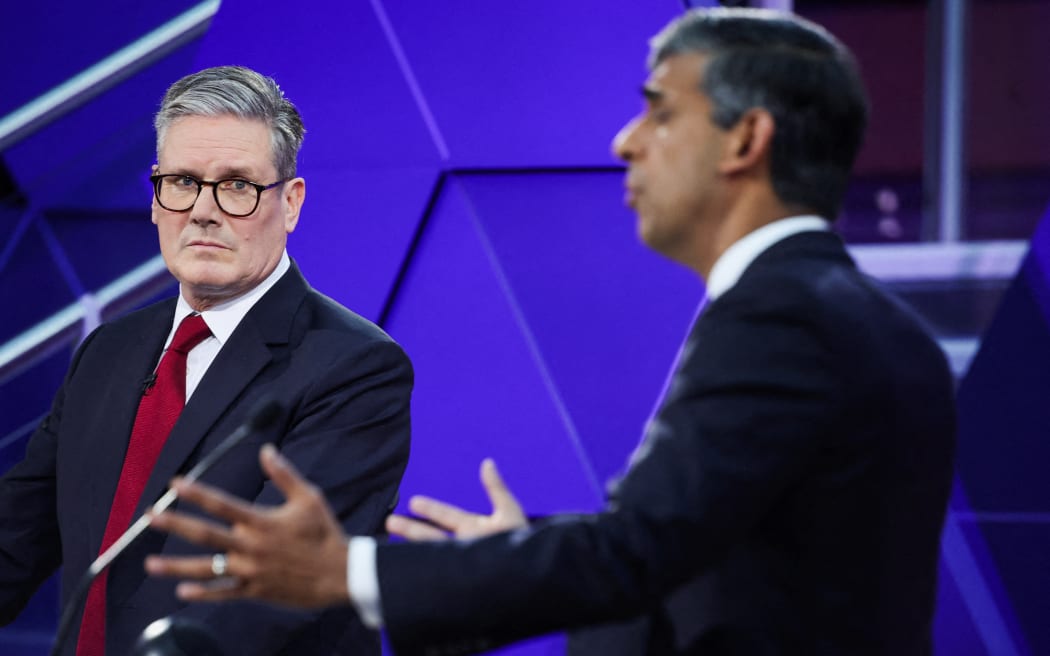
376,231,955,656
0,262,413,655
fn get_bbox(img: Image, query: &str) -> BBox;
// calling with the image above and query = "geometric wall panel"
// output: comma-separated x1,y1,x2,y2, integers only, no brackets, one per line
385,178,606,518
956,242,1050,513
379,0,685,168
46,211,160,292
975,521,1047,654
3,46,206,210
0,0,201,117
938,508,1032,656
290,166,438,322
933,558,991,656
953,207,1050,654
191,0,444,171
0,222,76,343
456,172,701,484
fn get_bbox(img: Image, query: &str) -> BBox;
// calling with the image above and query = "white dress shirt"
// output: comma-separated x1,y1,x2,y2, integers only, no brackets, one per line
703,215,828,301
162,251,290,400
346,215,830,627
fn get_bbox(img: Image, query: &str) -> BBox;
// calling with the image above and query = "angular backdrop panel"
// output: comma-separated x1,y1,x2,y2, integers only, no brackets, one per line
456,171,701,485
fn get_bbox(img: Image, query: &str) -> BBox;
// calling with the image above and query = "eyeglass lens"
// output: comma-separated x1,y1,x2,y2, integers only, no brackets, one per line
155,176,260,216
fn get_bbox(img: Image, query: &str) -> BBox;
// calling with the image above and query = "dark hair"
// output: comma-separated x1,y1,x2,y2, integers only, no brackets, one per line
650,8,869,220
155,66,305,179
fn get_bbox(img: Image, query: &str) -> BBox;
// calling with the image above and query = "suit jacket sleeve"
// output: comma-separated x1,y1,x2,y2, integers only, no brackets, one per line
0,328,102,624
376,282,845,655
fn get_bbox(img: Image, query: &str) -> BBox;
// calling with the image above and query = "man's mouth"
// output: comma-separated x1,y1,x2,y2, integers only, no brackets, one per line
186,240,230,250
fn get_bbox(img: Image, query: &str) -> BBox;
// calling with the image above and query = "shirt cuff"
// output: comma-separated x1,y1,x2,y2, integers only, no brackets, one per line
348,536,384,629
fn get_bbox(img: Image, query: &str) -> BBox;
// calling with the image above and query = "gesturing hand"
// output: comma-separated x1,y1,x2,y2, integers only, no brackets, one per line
145,444,352,609
385,458,528,541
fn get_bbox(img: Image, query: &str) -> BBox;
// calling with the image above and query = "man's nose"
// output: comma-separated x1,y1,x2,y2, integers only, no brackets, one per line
190,184,223,225
612,116,643,162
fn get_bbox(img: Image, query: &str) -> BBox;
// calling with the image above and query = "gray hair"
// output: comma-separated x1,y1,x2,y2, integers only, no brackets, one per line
154,65,305,179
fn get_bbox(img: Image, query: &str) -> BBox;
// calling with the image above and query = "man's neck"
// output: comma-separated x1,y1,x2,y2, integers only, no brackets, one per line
691,194,808,281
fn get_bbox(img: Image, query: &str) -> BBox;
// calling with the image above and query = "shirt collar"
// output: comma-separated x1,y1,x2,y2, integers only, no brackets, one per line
705,215,829,301
170,251,291,347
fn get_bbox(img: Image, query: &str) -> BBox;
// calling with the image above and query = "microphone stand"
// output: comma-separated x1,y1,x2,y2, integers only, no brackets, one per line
48,397,282,656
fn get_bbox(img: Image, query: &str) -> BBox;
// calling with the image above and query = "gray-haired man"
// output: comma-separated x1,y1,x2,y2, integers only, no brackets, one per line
0,66,412,655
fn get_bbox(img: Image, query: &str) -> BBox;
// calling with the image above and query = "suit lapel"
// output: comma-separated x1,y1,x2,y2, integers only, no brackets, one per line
85,302,174,556
136,264,307,518
133,318,273,520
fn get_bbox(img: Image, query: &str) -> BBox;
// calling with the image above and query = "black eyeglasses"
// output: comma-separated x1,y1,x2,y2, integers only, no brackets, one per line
150,174,287,217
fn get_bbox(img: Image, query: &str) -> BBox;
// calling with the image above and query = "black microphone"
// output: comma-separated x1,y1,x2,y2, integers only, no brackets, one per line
141,373,158,395
133,616,225,656
48,396,284,656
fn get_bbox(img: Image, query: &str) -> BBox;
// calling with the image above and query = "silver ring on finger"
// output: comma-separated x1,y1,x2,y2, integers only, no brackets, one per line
211,553,229,578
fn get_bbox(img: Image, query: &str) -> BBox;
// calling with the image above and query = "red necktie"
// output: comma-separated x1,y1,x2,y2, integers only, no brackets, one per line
76,313,212,656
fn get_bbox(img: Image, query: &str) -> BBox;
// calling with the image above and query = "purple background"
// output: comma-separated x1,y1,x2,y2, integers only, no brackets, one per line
1,1,1047,654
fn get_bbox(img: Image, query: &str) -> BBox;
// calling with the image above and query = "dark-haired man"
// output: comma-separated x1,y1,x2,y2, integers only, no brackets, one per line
147,9,955,655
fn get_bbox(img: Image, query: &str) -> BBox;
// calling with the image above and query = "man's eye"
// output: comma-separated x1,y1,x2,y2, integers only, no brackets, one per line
652,109,672,124
221,180,250,191
175,176,198,188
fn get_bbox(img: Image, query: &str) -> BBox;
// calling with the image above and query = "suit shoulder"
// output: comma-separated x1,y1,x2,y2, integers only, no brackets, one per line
714,254,941,362
298,289,399,346
727,253,908,325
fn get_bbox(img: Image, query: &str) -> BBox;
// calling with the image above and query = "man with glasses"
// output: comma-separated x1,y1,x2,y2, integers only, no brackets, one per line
0,66,412,656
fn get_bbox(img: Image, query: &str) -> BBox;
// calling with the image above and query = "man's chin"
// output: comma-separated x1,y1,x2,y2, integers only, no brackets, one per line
636,217,660,249
178,278,245,310
174,269,239,297
637,223,682,261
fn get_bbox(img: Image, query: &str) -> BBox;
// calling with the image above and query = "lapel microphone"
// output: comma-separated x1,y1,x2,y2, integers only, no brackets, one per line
48,396,284,656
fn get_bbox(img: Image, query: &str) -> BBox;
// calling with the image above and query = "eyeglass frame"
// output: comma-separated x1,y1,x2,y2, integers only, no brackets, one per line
149,173,288,218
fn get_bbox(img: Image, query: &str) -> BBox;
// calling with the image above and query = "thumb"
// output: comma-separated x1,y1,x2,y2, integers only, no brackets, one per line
480,458,521,514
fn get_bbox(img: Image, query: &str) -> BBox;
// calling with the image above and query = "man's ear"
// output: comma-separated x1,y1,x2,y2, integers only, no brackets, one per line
719,108,775,175
283,178,306,234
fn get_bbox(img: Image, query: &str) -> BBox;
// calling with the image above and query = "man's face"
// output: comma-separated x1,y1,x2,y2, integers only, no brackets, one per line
613,53,728,263
152,115,305,310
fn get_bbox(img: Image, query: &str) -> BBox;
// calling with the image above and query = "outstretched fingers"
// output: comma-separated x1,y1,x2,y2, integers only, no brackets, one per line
480,458,524,521
390,459,529,541
386,514,451,541
170,476,264,528
146,553,226,583
148,508,239,554
407,495,480,534
175,577,248,602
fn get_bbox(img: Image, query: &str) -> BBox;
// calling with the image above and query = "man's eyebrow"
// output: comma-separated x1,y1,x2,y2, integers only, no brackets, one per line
213,167,258,180
164,167,259,180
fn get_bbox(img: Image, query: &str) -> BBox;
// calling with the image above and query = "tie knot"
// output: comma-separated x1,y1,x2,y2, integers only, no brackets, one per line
169,313,212,354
